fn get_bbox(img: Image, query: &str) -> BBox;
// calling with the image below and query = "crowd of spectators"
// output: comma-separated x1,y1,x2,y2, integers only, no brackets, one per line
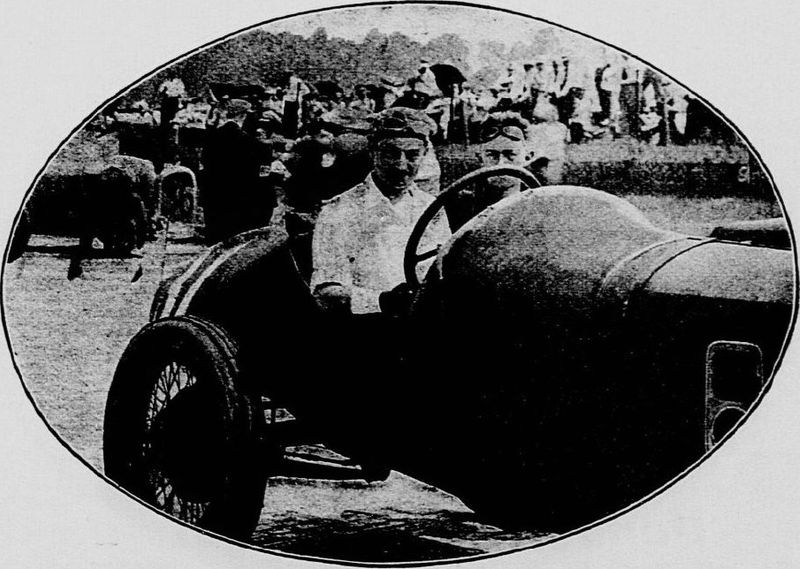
91,53,737,246
106,53,731,155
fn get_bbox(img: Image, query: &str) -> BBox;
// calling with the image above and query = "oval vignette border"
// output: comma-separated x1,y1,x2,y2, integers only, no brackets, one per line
0,1,798,567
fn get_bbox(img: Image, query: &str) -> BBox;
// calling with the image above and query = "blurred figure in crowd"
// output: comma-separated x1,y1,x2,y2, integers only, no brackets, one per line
284,130,372,277
263,86,284,116
170,97,211,129
158,75,186,126
528,108,569,184
379,76,406,111
200,99,276,243
283,71,311,139
493,63,525,108
157,75,186,165
409,58,441,98
597,59,622,135
617,55,640,137
348,85,376,113
284,132,341,240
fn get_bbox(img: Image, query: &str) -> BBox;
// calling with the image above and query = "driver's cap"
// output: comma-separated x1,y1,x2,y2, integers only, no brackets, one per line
370,107,436,144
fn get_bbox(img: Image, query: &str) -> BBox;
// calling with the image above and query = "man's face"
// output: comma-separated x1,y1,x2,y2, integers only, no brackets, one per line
372,137,426,195
480,135,528,196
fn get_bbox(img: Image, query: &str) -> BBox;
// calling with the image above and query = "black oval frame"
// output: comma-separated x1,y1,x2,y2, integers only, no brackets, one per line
1,2,797,567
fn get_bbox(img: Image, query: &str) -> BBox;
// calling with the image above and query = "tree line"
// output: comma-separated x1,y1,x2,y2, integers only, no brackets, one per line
123,25,565,103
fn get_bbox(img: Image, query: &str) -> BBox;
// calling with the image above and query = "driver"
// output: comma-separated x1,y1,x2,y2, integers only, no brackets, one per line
310,107,450,314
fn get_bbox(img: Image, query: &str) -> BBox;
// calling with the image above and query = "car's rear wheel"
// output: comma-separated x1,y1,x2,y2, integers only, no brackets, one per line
104,316,267,541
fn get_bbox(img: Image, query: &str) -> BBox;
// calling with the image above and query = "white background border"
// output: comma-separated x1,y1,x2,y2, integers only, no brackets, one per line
2,1,799,567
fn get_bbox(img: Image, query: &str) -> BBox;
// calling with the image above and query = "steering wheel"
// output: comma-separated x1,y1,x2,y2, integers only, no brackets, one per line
403,165,542,288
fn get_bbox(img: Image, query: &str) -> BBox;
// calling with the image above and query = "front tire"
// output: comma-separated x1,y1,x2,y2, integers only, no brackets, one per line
104,316,266,540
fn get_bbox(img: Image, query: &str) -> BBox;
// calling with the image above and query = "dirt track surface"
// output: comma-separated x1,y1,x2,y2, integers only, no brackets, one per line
2,229,552,563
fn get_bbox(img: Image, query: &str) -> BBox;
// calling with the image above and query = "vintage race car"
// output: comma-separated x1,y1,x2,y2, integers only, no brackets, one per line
103,166,795,541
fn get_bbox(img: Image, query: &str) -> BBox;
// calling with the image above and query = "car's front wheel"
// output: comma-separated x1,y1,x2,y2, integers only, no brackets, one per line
103,316,267,541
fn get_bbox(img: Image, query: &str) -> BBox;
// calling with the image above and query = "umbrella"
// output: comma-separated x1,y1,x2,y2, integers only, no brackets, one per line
430,64,467,95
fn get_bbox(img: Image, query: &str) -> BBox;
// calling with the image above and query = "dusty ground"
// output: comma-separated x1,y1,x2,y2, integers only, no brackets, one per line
2,195,783,562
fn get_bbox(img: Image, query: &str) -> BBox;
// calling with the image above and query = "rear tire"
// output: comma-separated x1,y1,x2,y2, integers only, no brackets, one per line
104,316,267,540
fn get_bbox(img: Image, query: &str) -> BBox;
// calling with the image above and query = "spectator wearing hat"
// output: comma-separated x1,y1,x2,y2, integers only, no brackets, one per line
263,86,284,116
157,75,186,165
408,59,441,98
597,60,622,134
348,85,376,114
310,107,450,315
524,59,561,122
284,132,347,276
378,76,406,111
493,64,526,108
200,98,276,243
520,63,539,119
283,72,311,138
158,75,186,125
617,55,640,138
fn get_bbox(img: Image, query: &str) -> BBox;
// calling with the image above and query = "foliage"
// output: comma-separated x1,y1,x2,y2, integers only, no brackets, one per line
124,27,472,104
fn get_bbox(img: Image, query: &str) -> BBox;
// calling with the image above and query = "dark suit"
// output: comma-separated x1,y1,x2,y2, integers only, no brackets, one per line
200,121,275,243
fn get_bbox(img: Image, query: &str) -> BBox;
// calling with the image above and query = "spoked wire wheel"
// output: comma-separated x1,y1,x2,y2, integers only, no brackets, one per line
143,361,220,524
104,316,267,540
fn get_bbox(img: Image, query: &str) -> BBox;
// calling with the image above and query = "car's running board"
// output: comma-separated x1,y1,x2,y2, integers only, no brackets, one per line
278,450,367,480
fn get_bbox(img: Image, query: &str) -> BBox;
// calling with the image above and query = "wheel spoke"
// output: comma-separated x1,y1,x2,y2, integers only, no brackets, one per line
163,362,177,400
146,461,211,524
138,360,215,525
147,361,195,427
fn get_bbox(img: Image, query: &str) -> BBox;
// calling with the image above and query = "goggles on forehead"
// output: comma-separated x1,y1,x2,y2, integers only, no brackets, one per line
480,124,526,143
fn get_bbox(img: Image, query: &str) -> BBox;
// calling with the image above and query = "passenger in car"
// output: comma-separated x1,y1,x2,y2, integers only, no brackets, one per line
446,111,535,230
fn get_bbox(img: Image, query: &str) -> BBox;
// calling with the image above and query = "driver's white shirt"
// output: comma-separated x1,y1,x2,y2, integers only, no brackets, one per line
311,174,450,314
